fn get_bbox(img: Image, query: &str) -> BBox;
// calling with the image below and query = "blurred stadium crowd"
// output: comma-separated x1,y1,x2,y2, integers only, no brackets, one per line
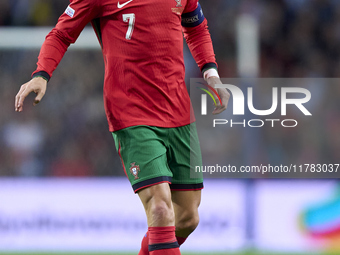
0,0,339,177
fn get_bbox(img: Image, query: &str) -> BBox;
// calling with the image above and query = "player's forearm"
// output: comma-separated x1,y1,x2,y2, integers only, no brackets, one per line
183,18,217,74
32,29,71,81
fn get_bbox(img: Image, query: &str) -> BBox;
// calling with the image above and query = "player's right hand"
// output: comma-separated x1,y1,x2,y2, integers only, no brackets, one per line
206,76,230,115
15,77,47,112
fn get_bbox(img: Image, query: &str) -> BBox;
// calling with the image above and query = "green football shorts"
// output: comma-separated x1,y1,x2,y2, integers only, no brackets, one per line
112,123,203,193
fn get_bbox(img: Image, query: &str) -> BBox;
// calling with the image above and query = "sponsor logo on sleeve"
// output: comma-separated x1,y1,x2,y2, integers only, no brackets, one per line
182,15,199,24
65,5,75,18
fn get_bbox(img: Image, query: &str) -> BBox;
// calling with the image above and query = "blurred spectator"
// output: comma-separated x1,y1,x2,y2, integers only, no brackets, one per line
2,0,68,26
0,1,11,25
2,114,44,176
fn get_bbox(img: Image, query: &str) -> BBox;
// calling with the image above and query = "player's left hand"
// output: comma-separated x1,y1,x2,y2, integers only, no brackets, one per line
206,76,230,115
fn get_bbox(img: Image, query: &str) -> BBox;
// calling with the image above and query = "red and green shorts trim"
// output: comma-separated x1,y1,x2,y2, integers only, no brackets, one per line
112,123,203,193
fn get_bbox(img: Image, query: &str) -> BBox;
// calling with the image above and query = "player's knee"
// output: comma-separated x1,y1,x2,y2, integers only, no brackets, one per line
176,212,199,235
149,201,175,226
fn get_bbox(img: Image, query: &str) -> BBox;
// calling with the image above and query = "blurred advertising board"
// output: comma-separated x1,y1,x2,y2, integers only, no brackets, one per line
0,178,247,252
254,180,340,253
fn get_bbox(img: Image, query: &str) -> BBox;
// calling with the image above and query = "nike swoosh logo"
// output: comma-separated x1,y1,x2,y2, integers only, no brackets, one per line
117,0,133,8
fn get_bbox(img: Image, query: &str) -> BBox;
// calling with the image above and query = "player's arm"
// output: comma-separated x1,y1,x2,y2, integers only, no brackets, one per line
182,1,229,115
15,0,100,112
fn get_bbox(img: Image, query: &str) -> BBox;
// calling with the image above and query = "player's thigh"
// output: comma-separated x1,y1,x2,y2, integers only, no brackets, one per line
168,123,203,189
112,126,172,193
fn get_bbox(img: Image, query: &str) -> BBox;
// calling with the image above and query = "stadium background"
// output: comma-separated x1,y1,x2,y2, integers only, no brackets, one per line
0,0,340,254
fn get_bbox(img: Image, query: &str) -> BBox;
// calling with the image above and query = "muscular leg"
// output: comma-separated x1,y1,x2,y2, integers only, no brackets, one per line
139,186,202,237
171,190,201,240
138,183,180,255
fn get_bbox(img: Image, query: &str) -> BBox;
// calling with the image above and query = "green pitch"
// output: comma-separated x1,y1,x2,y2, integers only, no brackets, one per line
0,252,335,255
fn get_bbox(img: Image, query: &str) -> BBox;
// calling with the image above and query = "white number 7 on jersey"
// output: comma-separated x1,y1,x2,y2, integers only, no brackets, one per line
122,13,135,40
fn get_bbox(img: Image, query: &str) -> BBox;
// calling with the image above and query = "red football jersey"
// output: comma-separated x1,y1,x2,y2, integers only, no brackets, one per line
33,0,217,131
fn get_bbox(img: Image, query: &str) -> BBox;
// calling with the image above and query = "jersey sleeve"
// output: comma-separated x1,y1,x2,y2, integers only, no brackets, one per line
182,0,217,74
32,0,100,81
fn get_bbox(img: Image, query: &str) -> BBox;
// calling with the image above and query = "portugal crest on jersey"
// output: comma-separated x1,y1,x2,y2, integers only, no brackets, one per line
130,162,140,180
175,0,182,7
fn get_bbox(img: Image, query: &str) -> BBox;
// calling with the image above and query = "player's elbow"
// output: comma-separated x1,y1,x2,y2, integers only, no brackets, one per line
47,28,73,48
